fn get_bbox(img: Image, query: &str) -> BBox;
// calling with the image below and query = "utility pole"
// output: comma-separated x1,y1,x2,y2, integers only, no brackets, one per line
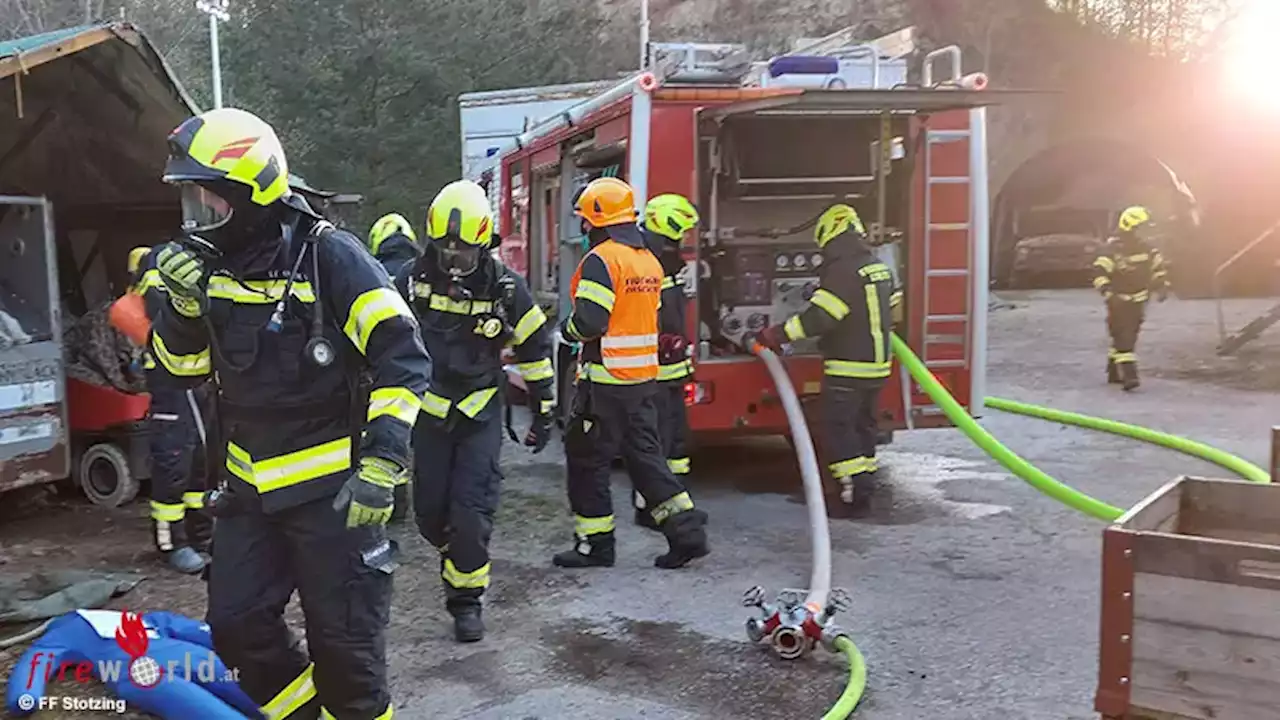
640,0,650,70
196,0,230,108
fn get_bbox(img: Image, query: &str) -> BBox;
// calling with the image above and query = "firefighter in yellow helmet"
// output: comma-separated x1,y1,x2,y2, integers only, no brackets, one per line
555,177,709,569
629,193,700,531
367,212,421,278
1093,205,1169,391
127,245,214,575
393,180,554,642
753,204,898,507
151,107,430,719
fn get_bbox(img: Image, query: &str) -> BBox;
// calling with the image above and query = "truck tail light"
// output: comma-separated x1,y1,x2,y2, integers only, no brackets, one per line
685,381,713,406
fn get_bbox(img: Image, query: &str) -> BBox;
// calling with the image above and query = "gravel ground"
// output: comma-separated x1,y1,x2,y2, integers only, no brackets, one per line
2,288,1278,719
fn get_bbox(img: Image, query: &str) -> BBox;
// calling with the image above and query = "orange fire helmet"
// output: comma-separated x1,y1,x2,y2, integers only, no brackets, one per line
574,177,638,228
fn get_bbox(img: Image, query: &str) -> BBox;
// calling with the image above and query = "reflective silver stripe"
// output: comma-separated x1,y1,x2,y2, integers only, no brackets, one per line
603,354,657,369
601,333,658,349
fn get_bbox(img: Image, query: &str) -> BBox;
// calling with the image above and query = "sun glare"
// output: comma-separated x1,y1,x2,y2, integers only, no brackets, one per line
1223,1,1280,110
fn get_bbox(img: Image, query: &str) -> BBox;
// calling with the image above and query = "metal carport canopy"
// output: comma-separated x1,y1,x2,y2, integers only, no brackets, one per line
705,88,1052,118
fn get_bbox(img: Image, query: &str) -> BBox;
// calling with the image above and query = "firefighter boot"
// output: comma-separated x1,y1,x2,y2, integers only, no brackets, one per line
1106,358,1120,384
1121,361,1140,392
167,546,207,575
838,472,875,508
632,490,659,531
655,509,710,569
553,532,617,568
448,600,485,643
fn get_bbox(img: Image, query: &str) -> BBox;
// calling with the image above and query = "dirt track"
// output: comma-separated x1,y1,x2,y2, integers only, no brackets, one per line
2,288,1278,719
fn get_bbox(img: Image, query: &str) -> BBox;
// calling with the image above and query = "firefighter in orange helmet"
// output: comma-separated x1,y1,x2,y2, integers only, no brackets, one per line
554,177,710,569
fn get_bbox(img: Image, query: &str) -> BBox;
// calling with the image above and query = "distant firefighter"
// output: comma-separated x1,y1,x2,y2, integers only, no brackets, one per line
1092,206,1170,391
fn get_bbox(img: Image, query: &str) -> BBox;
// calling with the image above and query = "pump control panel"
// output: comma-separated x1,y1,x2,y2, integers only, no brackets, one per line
712,245,822,350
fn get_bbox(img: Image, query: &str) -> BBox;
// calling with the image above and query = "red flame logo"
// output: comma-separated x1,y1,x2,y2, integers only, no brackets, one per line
210,137,259,164
114,611,149,659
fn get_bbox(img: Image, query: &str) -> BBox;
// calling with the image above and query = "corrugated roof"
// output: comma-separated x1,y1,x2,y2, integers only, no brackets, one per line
0,24,98,59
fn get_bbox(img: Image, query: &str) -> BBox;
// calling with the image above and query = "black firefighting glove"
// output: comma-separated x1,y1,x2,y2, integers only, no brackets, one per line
524,386,554,453
333,457,405,528
155,243,208,318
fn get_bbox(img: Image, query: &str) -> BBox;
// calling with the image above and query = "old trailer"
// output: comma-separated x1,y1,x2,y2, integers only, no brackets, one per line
471,37,1017,446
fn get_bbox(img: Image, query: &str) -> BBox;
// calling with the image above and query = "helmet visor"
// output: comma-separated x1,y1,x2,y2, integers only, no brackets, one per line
438,237,482,277
179,184,234,234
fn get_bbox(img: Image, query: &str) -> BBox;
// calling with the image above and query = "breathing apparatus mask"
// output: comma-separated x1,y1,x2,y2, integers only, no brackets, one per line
177,180,278,259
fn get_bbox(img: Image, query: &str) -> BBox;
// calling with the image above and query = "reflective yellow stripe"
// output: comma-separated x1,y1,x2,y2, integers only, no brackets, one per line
652,491,694,524
183,492,205,509
1115,291,1149,302
783,315,806,341
517,358,554,382
142,353,157,370
321,705,393,720
575,514,616,536
539,398,555,414
421,391,451,419
456,387,498,418
1107,347,1117,360
575,279,616,312
810,288,850,320
1093,256,1115,272
658,360,692,382
343,288,414,355
226,438,353,494
510,305,547,346
865,285,884,363
133,269,163,295
151,333,211,377
823,359,891,379
206,276,316,304
261,664,316,720
668,457,690,475
889,290,903,308
866,456,880,472
426,292,494,315
1092,276,1110,289
442,559,491,590
149,501,184,522
830,457,872,478
367,387,422,426
579,362,650,385
660,276,675,290
1127,253,1149,262
1113,352,1137,364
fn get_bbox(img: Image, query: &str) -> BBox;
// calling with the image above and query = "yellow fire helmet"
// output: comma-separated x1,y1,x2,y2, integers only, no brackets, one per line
368,213,417,253
1117,205,1152,233
126,246,151,275
426,180,493,246
813,204,867,248
644,193,700,241
162,107,291,207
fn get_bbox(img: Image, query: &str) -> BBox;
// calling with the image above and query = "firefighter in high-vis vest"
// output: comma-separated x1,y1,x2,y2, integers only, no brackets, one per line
631,193,700,531
554,177,710,569
394,180,554,643
129,246,212,575
367,212,422,279
1093,205,1169,391
149,107,430,720
754,204,898,506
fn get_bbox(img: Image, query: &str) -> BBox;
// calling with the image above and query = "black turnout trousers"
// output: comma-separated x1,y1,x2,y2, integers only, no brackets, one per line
207,496,397,720
822,379,884,479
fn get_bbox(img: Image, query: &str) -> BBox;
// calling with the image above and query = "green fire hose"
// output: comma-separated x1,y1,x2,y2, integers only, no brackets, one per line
816,334,1270,719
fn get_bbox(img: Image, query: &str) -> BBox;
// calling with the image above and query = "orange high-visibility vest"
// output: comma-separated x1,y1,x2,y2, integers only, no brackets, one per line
571,240,662,383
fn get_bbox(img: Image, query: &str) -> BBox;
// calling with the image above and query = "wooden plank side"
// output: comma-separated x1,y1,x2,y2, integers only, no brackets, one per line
1129,659,1280,720
1117,478,1183,532
1180,478,1280,542
1132,532,1280,593
1132,618,1280,685
1134,573,1280,640
1096,528,1136,717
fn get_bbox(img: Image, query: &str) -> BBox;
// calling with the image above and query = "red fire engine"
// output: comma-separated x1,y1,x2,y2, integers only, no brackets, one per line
468,38,1006,444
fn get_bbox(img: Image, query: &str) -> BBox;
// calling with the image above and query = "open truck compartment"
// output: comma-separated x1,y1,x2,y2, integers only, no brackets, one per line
469,35,1018,441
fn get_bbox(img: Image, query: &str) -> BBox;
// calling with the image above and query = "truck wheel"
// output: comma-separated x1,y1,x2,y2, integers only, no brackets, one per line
78,443,139,508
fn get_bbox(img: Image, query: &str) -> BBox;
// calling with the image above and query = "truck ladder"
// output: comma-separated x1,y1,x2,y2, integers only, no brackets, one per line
910,126,972,419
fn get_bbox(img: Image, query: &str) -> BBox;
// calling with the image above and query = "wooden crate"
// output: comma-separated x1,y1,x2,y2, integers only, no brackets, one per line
1096,476,1280,720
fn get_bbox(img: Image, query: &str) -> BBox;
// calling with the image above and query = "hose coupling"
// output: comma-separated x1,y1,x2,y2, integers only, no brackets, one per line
770,622,811,660
820,623,851,653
